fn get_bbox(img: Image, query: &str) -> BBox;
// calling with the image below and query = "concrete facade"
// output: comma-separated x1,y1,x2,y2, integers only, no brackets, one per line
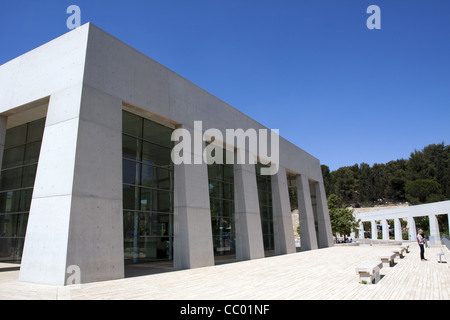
0,23,333,286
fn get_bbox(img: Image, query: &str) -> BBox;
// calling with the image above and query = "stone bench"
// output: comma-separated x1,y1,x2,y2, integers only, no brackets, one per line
400,244,409,253
356,261,383,284
437,252,445,263
393,247,406,259
380,252,396,267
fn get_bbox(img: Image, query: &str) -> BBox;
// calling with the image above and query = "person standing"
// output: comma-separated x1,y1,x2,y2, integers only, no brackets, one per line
417,229,427,261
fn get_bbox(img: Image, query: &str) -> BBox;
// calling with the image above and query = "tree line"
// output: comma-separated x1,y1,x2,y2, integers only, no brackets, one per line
321,142,450,208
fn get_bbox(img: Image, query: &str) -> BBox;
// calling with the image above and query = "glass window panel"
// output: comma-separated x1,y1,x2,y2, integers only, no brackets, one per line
222,200,233,218
26,118,45,143
123,135,141,161
2,146,25,170
123,111,142,138
261,205,273,220
156,167,172,191
0,167,23,191
0,190,20,214
262,220,273,235
0,237,25,262
141,164,157,188
138,212,173,237
142,141,171,167
157,190,172,213
143,119,173,148
211,217,221,236
122,112,175,263
19,189,33,212
123,159,141,186
123,211,139,238
24,141,42,165
207,163,221,180
140,188,156,212
208,180,222,199
0,213,28,238
223,165,234,182
21,165,37,189
6,191,21,214
123,185,139,210
223,182,234,200
258,188,267,204
4,124,27,148
263,234,274,250
158,214,172,237
209,198,221,217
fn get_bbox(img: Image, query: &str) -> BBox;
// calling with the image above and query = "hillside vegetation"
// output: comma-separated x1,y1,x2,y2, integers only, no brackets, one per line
321,142,450,208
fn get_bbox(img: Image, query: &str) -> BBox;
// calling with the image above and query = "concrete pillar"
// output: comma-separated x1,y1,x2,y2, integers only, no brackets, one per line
314,182,334,248
271,166,296,255
428,214,440,245
408,216,416,242
234,163,265,260
358,221,364,239
173,125,214,269
20,85,124,285
394,218,402,241
382,219,389,241
371,220,377,240
295,174,318,251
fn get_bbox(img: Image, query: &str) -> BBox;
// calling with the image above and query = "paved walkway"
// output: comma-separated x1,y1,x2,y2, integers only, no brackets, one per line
0,243,449,300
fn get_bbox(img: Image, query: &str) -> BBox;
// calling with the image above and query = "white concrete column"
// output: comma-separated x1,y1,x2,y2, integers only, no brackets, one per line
271,167,296,255
314,181,334,248
173,125,214,269
295,174,318,251
234,163,265,260
358,221,364,239
408,216,416,241
20,85,124,285
382,219,389,241
428,214,440,245
394,218,402,241
371,220,377,240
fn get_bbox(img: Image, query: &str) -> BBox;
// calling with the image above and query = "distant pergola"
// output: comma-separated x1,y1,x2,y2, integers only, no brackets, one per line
354,201,450,245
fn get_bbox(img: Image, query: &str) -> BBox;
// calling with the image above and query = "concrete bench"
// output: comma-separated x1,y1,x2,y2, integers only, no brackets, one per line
356,261,383,284
437,252,445,263
393,247,405,259
380,252,396,267
400,244,409,253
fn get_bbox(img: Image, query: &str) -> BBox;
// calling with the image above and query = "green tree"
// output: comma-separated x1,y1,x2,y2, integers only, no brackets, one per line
327,194,360,240
405,179,444,204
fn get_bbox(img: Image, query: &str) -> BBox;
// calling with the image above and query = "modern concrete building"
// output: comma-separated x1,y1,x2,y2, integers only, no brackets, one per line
0,23,333,286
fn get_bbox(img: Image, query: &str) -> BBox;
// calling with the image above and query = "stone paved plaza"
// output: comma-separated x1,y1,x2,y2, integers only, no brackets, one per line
0,242,449,300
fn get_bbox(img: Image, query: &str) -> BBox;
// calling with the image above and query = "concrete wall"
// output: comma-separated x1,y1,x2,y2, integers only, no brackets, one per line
0,23,334,285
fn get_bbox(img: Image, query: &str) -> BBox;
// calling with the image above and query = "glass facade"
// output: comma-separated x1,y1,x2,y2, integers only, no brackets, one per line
309,180,320,245
0,118,45,263
122,111,174,264
256,163,274,252
207,146,235,259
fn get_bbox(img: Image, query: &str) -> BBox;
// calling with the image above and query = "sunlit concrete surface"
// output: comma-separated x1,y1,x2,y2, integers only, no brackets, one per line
0,243,448,300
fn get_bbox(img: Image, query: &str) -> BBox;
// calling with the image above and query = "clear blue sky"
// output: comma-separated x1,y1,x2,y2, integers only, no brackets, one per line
1,0,449,171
